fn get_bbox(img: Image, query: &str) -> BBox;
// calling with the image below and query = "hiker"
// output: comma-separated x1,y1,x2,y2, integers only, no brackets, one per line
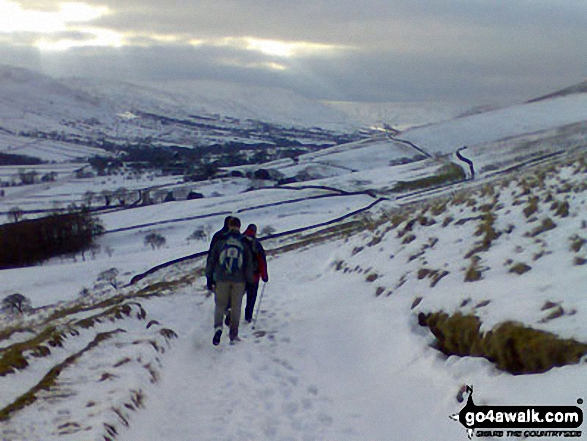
242,224,269,323
207,215,234,325
206,217,253,345
208,215,233,252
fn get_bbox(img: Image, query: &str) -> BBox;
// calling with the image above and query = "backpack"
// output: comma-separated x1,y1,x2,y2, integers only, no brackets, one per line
219,235,245,273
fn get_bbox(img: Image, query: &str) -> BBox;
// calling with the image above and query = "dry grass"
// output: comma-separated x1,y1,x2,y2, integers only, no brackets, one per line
523,196,539,218
0,329,125,422
527,217,557,237
570,235,586,253
509,262,532,275
419,312,587,374
464,266,482,282
417,268,450,287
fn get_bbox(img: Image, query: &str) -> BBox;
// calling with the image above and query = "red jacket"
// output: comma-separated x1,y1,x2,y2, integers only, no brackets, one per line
244,226,268,283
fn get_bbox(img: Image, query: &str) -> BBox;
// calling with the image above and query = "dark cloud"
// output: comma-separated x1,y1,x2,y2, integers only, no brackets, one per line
3,0,587,104
30,40,582,104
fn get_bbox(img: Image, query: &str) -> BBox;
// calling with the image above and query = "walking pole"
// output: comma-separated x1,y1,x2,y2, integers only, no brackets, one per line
252,282,267,330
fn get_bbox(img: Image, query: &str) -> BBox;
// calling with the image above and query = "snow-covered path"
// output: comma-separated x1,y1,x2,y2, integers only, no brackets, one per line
118,242,462,441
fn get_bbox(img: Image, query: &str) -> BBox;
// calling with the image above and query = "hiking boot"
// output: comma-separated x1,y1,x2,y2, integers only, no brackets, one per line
229,327,239,342
225,311,231,327
212,330,222,346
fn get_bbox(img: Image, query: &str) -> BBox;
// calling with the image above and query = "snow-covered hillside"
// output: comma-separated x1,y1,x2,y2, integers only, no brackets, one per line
325,100,475,131
0,64,367,183
0,65,357,136
1,75,587,440
0,66,107,131
402,93,587,156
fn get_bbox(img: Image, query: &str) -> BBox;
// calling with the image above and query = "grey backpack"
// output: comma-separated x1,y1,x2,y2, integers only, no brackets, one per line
219,236,244,273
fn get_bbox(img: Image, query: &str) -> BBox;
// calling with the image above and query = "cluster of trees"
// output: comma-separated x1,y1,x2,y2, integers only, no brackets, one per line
87,142,318,182
18,129,92,147
0,152,44,166
0,169,58,188
0,208,104,268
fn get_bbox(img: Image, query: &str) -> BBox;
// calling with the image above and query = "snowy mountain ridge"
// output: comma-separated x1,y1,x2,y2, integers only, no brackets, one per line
0,64,355,134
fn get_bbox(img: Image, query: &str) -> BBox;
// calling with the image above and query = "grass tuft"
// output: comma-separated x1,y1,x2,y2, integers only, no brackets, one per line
523,196,539,218
527,217,557,237
418,268,449,287
570,235,586,253
418,312,587,374
464,256,483,282
509,262,532,275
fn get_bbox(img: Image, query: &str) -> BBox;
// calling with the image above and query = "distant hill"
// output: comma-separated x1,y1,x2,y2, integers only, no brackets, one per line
402,85,587,156
0,64,364,162
527,79,587,103
0,65,357,134
324,100,473,131
0,65,107,132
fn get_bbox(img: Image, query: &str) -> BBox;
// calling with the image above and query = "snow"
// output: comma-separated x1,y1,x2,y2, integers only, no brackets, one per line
2,75,587,441
115,246,463,441
403,93,587,155
4,152,587,440
0,133,108,163
325,100,476,130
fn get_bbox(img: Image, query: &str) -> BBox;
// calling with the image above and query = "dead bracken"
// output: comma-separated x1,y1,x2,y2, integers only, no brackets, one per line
418,312,587,375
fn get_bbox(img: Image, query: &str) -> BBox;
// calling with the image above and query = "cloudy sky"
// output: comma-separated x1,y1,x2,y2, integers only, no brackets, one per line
0,0,586,104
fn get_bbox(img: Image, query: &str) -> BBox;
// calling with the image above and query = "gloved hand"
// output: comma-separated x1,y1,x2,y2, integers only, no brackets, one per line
207,278,216,291
262,275,269,283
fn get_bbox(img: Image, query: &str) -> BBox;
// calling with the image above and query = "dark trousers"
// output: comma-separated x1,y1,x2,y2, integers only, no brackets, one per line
244,281,259,322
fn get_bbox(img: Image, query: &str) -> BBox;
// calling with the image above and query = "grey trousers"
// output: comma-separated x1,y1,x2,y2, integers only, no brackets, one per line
214,281,245,333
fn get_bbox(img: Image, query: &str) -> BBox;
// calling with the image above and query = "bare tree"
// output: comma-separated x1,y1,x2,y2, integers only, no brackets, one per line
7,206,24,222
144,233,166,250
100,190,113,207
188,228,208,242
97,267,120,289
113,187,128,206
2,293,32,314
83,190,95,207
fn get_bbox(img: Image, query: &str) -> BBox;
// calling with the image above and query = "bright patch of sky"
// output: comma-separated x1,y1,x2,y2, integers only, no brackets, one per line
0,0,117,50
0,1,107,34
0,0,342,60
232,37,345,58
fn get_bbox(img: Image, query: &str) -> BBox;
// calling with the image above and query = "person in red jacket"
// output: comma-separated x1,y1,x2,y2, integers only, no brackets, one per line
242,224,269,323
